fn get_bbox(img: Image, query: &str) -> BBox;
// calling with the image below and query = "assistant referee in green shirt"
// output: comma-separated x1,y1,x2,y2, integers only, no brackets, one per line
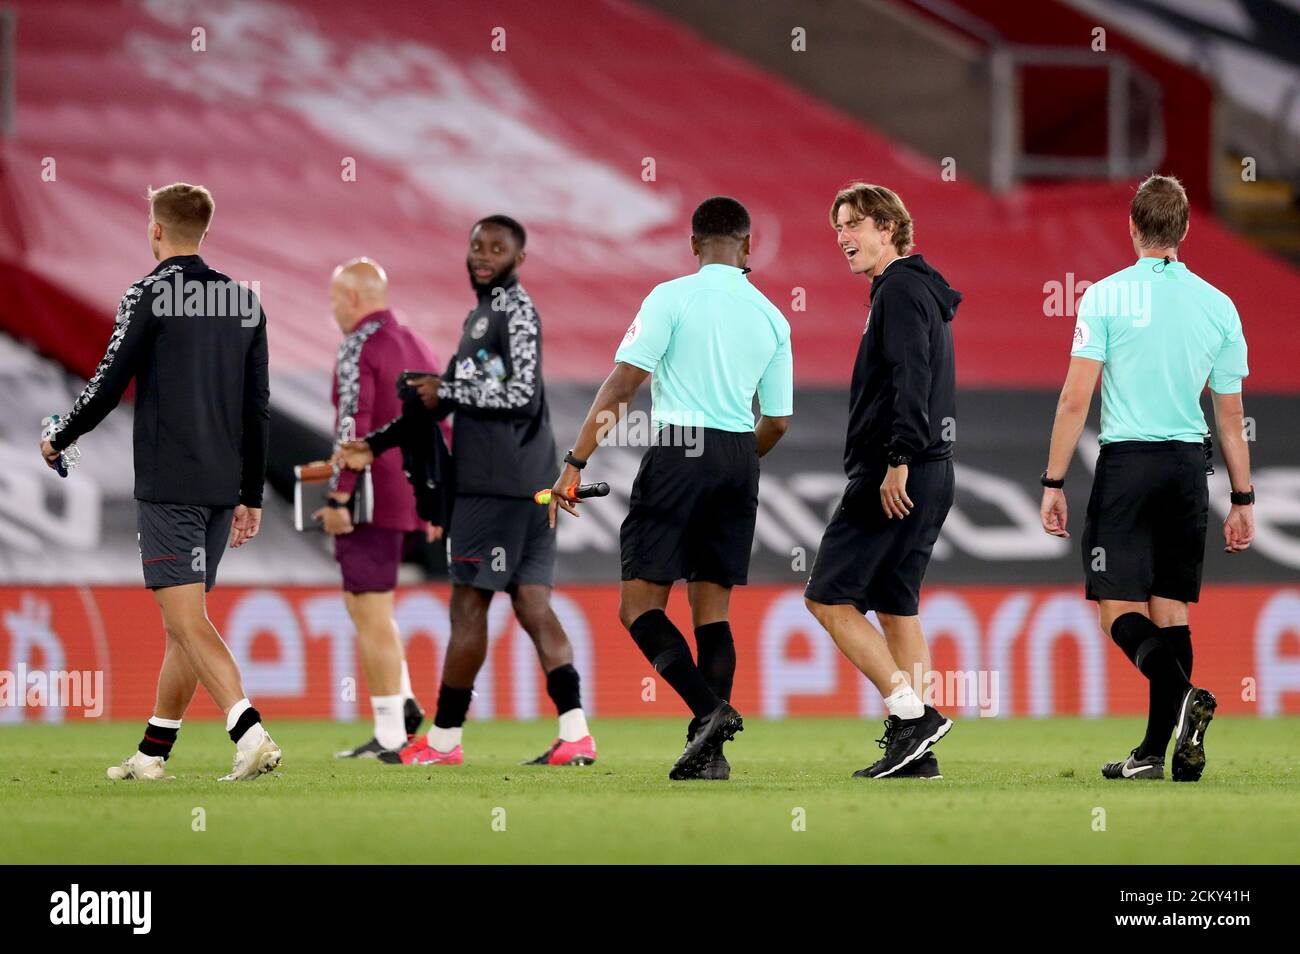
1040,174,1255,784
549,196,794,781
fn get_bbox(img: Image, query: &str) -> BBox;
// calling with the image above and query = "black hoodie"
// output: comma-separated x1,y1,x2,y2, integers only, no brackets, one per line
843,254,960,478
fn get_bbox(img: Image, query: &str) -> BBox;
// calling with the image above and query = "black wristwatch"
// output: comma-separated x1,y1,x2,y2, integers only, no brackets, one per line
886,451,911,468
563,450,587,470
1230,487,1255,506
325,497,348,510
1040,470,1065,489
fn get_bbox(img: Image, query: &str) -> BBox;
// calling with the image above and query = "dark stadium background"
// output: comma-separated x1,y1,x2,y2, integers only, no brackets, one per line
1,0,1297,723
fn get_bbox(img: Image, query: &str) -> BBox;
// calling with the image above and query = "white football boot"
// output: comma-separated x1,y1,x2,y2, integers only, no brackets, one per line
106,752,173,781
218,732,282,782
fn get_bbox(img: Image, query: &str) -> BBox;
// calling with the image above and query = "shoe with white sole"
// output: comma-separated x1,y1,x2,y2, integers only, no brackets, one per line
1101,748,1164,780
106,751,173,781
859,706,953,779
218,733,282,782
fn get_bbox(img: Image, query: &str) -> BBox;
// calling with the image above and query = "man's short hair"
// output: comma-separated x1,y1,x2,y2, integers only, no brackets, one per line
1130,174,1189,248
829,183,914,255
147,183,214,243
473,214,527,248
691,196,751,240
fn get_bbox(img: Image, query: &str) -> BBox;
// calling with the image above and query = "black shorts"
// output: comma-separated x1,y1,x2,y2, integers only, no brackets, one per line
804,458,954,616
448,494,556,591
620,427,760,586
1083,440,1208,604
136,501,235,592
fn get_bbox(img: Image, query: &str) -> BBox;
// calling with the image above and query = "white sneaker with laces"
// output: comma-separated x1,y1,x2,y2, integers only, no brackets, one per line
106,752,173,781
217,733,282,782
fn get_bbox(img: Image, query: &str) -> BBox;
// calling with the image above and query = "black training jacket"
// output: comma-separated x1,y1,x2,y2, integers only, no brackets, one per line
51,254,271,508
844,254,960,478
366,379,456,529
433,272,558,499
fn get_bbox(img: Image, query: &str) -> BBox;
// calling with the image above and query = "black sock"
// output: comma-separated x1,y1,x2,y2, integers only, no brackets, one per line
1109,612,1147,667
694,622,736,702
1113,613,1191,760
139,721,179,759
227,706,261,745
689,622,736,737
545,663,582,715
433,683,473,729
628,610,719,720
1162,624,1193,680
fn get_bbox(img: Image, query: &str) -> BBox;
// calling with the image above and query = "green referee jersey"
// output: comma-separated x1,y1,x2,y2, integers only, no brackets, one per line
615,263,793,432
1070,256,1249,444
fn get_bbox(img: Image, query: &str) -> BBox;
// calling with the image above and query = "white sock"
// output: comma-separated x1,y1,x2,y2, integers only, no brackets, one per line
148,716,182,730
225,698,267,752
884,685,925,721
398,659,413,701
372,694,406,750
225,698,251,732
558,708,589,743
428,725,462,752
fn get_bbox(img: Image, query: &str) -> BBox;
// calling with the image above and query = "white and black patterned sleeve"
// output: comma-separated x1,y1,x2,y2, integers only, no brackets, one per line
329,318,382,492
437,292,541,418
52,270,172,450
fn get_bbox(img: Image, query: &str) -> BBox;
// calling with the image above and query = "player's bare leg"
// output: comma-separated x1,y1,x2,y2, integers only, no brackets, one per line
154,583,280,781
1099,597,1213,782
877,612,942,779
511,584,596,765
621,579,741,780
878,612,930,699
154,631,200,720
805,600,907,696
335,591,423,759
106,633,197,781
805,599,951,778
684,582,735,779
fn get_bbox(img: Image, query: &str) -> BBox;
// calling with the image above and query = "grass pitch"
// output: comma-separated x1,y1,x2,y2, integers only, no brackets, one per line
2,717,1296,864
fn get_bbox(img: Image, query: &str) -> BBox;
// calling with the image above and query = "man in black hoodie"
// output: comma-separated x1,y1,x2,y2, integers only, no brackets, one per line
804,183,961,779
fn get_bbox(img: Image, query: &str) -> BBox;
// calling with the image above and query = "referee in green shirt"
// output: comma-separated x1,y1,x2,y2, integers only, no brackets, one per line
549,197,794,780
1041,174,1255,783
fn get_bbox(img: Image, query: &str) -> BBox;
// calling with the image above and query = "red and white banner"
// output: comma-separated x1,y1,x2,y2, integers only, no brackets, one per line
3,584,1298,722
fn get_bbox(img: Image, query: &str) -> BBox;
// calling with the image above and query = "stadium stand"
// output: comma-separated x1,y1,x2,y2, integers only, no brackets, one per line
0,0,1296,721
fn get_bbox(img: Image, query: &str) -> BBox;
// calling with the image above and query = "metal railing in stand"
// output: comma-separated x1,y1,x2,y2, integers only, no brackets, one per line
906,0,1165,193
990,44,1165,192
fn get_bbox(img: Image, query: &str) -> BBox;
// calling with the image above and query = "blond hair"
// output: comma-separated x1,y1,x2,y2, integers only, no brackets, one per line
147,182,214,243
829,183,914,255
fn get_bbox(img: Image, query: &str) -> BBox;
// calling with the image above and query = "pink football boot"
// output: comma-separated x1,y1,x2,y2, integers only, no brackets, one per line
523,736,597,766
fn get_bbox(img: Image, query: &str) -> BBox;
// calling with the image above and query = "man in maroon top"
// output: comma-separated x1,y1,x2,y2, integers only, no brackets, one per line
317,258,445,761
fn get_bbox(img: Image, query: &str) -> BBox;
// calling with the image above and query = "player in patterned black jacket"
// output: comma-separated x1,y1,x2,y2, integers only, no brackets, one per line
40,183,279,783
340,215,596,767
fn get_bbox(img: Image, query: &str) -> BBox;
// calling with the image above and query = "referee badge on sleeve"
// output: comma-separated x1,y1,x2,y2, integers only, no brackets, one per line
622,317,641,345
1071,320,1090,351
